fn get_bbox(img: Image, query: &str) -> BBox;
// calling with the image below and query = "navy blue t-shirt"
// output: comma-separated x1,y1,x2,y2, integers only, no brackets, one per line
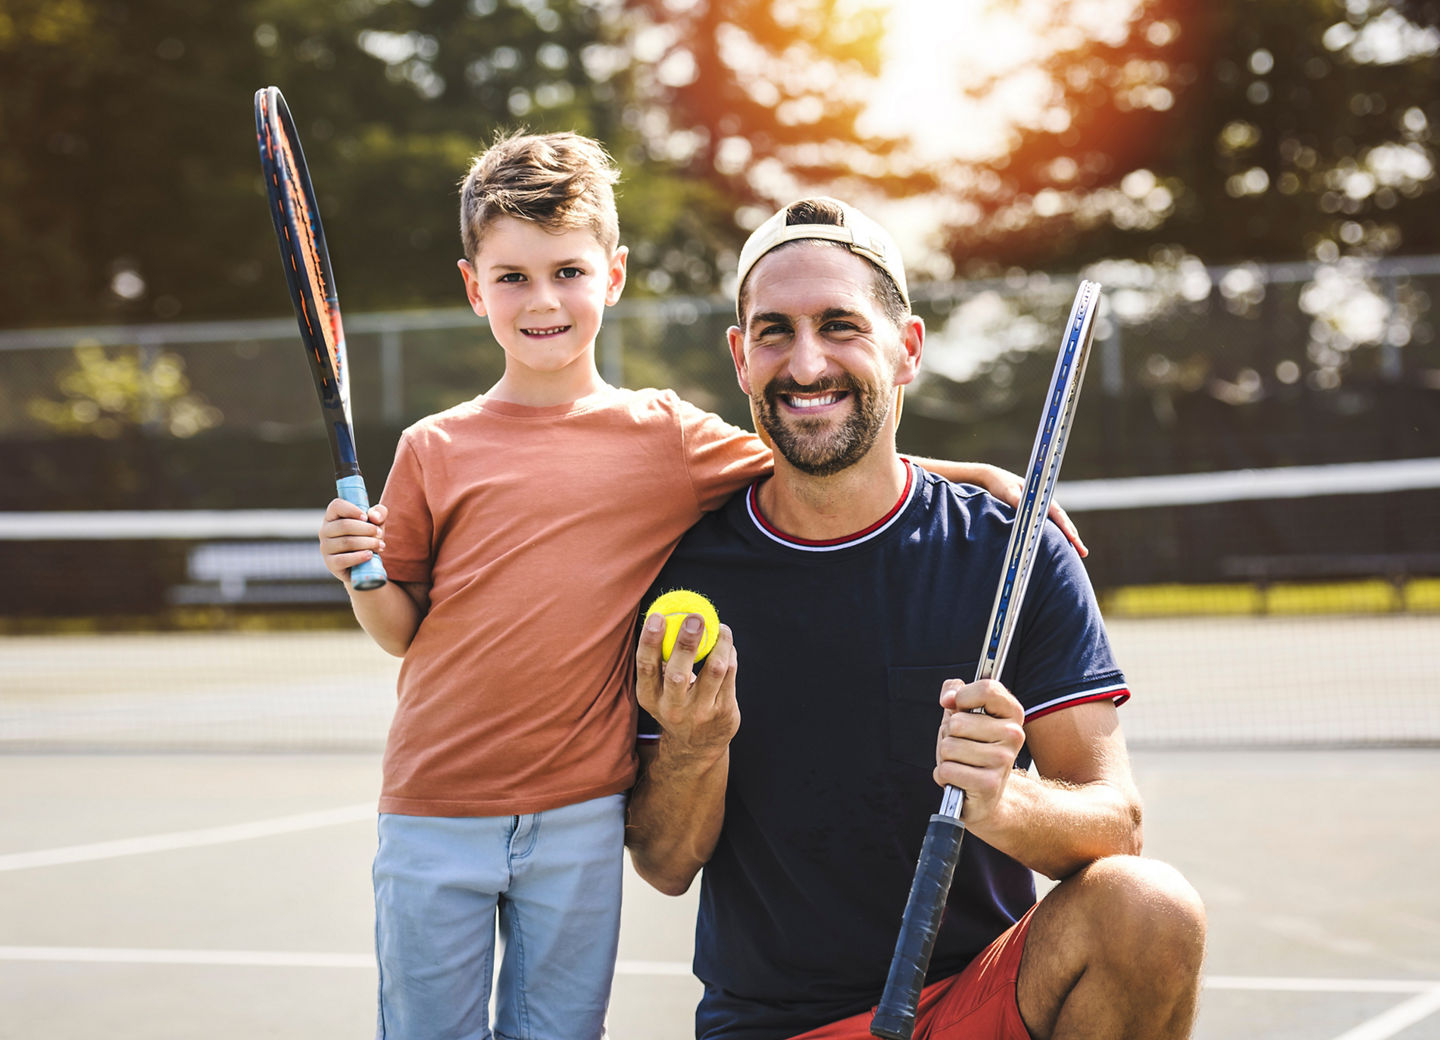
639,463,1128,1040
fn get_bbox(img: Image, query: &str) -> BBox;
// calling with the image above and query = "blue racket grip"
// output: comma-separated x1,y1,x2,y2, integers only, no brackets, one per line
871,814,967,1040
337,475,388,591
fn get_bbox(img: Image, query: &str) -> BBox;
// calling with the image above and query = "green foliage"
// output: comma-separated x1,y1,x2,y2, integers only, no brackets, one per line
27,343,222,437
0,0,909,329
941,0,1440,271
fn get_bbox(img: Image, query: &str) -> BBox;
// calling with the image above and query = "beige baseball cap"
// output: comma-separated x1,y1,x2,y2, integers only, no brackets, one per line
735,197,910,310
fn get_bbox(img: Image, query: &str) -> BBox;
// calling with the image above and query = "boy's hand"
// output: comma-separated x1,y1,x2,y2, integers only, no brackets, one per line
319,499,387,584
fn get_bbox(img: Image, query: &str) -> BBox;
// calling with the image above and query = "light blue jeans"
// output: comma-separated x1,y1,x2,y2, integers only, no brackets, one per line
373,794,625,1040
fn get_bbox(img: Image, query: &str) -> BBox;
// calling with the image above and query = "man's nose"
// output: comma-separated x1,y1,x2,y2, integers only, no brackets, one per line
786,327,829,385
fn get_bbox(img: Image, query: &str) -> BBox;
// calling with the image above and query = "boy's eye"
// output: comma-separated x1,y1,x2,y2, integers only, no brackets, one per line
497,272,526,283
557,267,584,280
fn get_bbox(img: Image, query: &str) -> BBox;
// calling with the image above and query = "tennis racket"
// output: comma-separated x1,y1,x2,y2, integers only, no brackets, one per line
254,85,387,591
870,280,1102,1040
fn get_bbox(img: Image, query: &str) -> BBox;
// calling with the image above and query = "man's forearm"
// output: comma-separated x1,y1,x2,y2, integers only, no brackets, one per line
625,742,729,897
970,770,1144,881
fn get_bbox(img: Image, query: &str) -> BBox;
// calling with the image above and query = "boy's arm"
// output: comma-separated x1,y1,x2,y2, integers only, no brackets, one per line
908,457,1087,557
319,499,428,656
626,612,738,896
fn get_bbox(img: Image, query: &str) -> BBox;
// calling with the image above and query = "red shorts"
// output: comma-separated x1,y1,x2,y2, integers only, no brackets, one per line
788,905,1037,1040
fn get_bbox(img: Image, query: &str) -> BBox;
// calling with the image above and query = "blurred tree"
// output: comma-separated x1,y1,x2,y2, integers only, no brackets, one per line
938,0,1440,272
27,343,221,437
606,0,920,293
0,0,269,326
0,0,697,328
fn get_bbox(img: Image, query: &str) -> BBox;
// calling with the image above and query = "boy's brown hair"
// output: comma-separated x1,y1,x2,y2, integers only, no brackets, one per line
459,130,621,260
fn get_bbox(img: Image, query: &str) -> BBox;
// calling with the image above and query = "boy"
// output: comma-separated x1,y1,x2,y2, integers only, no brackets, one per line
319,132,1073,1040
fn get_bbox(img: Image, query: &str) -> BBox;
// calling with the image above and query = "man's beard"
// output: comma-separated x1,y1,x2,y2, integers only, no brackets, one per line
753,376,892,477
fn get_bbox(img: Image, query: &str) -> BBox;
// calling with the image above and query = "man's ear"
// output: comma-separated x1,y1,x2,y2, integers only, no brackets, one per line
457,259,487,317
727,325,752,396
894,314,924,387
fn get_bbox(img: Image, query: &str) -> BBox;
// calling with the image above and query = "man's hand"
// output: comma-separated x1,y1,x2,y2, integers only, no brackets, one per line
636,610,740,760
933,678,1027,828
319,498,387,585
628,609,740,896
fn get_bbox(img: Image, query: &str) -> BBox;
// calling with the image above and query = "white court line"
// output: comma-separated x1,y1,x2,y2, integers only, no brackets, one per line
0,946,373,968
0,946,685,976
0,947,1434,995
1327,986,1440,1040
3,948,1439,1035
0,804,374,872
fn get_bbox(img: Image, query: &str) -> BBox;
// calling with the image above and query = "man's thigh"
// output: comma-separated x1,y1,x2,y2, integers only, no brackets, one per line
787,908,1036,1040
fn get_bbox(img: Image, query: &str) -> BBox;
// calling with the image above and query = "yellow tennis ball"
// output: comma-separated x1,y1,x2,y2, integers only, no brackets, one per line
646,589,721,662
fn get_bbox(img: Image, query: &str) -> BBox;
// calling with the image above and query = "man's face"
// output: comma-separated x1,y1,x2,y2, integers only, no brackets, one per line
729,243,922,476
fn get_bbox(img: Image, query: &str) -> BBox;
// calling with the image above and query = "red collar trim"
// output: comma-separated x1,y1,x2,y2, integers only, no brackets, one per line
746,461,915,549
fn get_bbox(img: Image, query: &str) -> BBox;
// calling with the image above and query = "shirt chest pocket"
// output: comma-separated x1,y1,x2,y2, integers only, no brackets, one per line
885,663,977,771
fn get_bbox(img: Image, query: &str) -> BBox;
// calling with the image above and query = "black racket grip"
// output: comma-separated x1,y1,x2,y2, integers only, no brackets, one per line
871,814,967,1040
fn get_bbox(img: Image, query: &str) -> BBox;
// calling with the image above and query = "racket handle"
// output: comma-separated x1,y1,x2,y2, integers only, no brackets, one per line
337,475,388,591
871,814,967,1040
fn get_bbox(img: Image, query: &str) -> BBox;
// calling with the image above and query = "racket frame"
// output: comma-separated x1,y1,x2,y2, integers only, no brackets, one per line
870,280,1102,1040
254,85,386,591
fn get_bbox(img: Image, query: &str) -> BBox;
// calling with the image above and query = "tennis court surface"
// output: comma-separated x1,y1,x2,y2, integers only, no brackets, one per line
2,623,1438,1039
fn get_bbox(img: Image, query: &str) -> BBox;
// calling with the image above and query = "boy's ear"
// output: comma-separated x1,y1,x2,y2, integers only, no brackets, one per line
605,246,629,306
457,259,487,317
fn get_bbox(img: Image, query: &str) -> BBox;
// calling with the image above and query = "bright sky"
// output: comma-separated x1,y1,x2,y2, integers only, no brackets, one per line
859,0,1143,161
853,0,1144,269
859,0,1048,162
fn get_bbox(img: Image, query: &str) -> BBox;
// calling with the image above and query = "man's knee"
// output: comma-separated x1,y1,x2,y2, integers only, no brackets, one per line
1020,857,1205,1039
1067,855,1207,971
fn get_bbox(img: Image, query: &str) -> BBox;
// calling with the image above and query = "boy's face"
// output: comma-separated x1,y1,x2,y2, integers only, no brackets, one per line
458,215,627,383
727,242,922,476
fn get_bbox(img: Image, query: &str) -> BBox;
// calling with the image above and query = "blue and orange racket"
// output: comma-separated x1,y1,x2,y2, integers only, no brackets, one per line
254,86,386,590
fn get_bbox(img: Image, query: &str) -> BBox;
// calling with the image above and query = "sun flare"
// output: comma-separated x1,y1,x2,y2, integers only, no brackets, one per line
859,0,1145,163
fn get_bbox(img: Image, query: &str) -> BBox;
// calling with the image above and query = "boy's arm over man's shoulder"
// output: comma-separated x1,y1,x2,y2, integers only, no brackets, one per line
665,392,773,510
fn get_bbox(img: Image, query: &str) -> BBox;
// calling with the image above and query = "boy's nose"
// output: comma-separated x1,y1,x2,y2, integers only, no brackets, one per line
527,283,560,311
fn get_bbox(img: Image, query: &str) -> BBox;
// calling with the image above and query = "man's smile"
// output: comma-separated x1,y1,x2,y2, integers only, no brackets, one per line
782,391,848,411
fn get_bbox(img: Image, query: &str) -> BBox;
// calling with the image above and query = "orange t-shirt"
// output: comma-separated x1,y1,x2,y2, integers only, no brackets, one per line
376,387,771,817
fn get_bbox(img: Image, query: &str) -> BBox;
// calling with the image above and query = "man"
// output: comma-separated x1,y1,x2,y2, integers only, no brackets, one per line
626,198,1206,1040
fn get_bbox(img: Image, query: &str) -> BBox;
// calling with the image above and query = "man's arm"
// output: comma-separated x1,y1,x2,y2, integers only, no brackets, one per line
934,680,1142,881
625,612,740,896
908,457,1087,557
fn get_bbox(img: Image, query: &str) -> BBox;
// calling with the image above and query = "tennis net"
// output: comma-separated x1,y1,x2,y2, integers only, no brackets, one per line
2,458,1437,751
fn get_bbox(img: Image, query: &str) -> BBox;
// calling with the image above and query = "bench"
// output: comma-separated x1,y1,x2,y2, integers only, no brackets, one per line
169,541,349,605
